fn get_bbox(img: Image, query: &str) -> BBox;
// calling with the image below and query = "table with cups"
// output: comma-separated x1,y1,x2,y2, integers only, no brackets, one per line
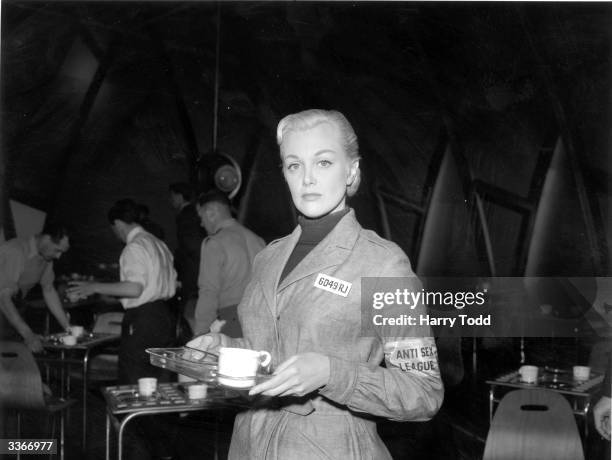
486,364,604,437
101,345,273,460
102,381,249,460
35,327,121,450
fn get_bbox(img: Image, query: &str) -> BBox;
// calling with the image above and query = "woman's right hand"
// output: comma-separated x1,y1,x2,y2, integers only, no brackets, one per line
186,332,231,355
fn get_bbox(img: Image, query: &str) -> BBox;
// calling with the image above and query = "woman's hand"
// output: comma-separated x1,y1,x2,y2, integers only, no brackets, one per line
186,332,231,355
66,281,97,300
248,352,330,397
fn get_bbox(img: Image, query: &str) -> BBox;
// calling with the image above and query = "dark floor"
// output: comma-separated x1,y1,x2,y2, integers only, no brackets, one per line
2,336,610,460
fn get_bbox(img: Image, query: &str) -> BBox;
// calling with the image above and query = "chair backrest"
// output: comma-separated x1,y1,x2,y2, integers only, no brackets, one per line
0,341,45,410
93,312,124,334
483,389,584,460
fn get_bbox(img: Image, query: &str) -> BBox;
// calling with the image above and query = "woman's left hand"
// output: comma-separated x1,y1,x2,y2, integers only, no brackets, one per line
249,352,330,397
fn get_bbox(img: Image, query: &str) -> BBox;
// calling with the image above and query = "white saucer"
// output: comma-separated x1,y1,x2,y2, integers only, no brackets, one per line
217,375,256,389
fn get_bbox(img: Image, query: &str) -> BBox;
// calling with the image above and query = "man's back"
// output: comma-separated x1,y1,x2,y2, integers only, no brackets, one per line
194,219,264,335
204,220,264,308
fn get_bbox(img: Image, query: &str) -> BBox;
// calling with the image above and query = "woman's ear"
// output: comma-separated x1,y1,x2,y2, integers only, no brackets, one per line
347,159,360,185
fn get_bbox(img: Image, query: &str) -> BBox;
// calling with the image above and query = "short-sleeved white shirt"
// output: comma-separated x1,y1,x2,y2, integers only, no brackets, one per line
119,226,176,309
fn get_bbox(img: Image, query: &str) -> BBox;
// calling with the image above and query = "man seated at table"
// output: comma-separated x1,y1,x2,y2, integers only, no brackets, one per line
0,222,71,352
67,198,177,384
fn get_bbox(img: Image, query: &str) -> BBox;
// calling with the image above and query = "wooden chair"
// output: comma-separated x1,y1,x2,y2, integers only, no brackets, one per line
483,389,584,460
0,341,76,460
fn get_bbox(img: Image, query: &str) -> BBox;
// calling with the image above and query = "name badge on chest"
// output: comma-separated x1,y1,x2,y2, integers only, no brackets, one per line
314,273,352,297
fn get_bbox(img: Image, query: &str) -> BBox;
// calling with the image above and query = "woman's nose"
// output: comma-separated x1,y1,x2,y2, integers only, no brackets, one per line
302,166,316,186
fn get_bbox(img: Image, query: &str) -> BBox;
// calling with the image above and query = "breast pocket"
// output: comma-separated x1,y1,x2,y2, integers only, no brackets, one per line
287,274,363,342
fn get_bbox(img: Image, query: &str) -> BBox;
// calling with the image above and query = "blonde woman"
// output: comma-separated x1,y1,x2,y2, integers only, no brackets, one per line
189,109,443,459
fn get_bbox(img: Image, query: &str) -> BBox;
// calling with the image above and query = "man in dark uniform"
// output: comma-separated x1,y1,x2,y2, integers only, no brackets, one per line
169,183,206,336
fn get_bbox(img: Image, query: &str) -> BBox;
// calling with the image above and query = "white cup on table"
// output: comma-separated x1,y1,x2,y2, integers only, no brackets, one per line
518,365,539,384
60,335,77,346
138,377,158,397
573,365,591,382
187,384,208,399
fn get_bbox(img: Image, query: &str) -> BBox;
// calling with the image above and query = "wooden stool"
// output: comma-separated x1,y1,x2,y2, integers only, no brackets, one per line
483,388,584,460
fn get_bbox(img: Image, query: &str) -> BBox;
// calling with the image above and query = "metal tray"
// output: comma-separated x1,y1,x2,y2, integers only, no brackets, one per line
146,347,218,383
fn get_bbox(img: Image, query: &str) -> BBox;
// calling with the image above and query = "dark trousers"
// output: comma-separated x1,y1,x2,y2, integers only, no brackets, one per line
218,304,242,338
118,299,175,384
119,300,178,458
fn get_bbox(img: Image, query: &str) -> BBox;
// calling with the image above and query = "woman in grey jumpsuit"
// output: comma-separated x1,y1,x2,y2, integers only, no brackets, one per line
188,109,444,459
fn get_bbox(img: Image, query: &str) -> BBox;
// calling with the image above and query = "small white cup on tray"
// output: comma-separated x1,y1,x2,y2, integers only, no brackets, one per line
61,335,77,346
138,377,158,397
518,365,539,384
572,365,591,382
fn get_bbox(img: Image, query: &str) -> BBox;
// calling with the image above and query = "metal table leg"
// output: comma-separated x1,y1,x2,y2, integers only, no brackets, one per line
60,350,66,398
105,413,110,460
118,412,142,460
60,409,65,460
82,349,91,451
489,387,495,422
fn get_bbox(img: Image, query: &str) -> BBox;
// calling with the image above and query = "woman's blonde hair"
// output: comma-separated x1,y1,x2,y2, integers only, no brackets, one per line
276,109,361,197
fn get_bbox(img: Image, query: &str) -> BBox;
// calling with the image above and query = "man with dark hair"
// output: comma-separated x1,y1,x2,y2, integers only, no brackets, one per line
69,198,179,459
169,182,205,335
136,203,165,241
68,198,176,383
194,190,264,337
0,222,71,352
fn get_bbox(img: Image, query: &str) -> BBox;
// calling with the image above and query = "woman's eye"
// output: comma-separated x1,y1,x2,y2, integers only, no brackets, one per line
318,160,332,167
286,163,300,171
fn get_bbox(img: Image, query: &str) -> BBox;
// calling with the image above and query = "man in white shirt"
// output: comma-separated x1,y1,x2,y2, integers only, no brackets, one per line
67,199,177,383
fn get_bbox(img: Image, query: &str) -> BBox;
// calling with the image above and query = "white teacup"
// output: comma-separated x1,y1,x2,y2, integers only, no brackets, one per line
519,365,539,384
217,347,272,388
573,365,591,382
69,325,84,337
187,384,208,399
61,335,77,346
138,377,157,397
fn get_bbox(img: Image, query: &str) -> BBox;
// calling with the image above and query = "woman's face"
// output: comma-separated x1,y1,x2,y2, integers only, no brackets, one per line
281,122,358,218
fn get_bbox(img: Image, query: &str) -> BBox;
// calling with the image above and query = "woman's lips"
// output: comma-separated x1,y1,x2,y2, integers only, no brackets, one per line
302,193,322,201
